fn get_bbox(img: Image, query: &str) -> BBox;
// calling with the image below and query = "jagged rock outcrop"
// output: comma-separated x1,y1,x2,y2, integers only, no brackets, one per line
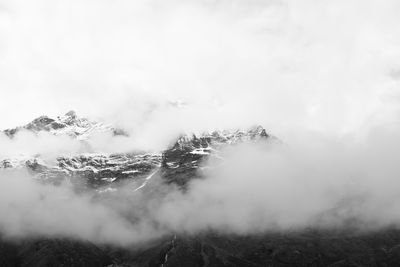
3,110,127,140
161,125,270,187
1,113,272,191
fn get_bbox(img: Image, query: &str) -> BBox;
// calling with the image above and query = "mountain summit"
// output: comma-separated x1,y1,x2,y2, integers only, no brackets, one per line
3,111,126,140
1,112,272,190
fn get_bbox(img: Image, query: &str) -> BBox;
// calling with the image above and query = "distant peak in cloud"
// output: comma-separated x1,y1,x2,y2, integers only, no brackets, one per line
63,110,78,120
169,125,271,154
3,111,127,140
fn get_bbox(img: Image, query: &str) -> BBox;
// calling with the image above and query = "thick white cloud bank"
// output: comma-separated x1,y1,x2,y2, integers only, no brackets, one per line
0,170,161,245
158,125,400,234
0,0,399,141
2,121,400,246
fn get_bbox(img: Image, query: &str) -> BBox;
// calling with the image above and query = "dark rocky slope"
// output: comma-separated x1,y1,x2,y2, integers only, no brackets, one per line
3,230,400,266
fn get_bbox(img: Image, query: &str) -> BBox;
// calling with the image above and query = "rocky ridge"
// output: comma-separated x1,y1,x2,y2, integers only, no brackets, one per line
3,110,126,140
0,112,270,191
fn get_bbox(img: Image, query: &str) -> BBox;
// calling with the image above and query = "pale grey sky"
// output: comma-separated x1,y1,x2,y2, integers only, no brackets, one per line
0,0,399,140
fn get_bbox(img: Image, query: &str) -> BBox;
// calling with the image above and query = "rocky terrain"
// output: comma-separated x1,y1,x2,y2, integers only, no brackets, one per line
1,112,400,266
3,110,127,140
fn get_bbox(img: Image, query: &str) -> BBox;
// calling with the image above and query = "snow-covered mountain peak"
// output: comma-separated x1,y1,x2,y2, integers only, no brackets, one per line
173,125,270,150
1,113,274,190
57,110,79,125
4,111,124,140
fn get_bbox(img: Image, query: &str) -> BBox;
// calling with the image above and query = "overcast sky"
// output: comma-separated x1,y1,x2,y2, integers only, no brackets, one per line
0,0,400,140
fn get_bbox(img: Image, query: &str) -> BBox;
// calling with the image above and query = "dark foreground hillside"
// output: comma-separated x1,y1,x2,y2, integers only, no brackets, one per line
2,229,400,267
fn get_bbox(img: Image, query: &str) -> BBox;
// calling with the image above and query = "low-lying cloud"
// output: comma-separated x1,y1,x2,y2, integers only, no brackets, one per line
157,127,400,234
0,130,134,158
0,169,162,245
1,118,400,246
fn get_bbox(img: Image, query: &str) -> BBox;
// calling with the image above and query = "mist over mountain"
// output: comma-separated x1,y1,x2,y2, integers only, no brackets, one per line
1,0,400,266
1,111,400,266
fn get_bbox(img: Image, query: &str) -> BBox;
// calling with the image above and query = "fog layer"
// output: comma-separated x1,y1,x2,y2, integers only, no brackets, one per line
1,120,400,245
